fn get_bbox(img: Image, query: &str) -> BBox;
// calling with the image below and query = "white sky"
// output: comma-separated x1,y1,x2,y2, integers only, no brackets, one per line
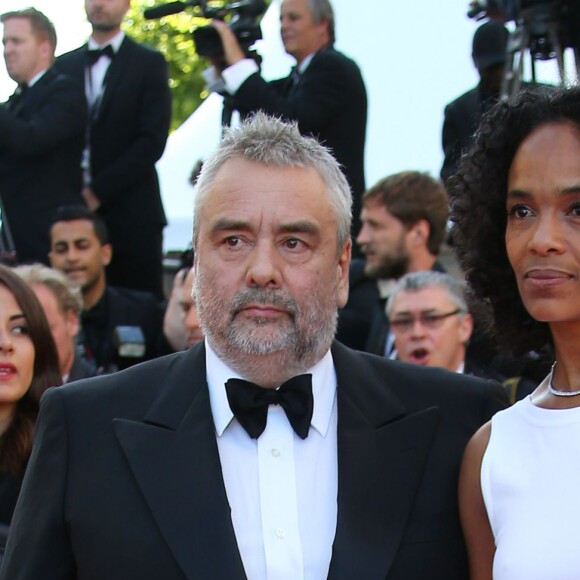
0,0,574,249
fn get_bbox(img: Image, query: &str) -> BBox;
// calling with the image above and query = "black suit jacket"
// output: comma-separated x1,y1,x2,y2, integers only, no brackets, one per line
2,341,506,579
440,83,499,183
79,285,164,372
0,68,86,264
230,47,367,234
54,37,171,234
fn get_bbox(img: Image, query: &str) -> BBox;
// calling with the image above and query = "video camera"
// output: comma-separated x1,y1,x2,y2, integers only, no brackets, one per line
467,1,579,50
144,0,267,58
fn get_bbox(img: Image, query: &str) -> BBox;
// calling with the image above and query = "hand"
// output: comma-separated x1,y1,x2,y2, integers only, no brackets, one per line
211,19,246,66
82,187,101,211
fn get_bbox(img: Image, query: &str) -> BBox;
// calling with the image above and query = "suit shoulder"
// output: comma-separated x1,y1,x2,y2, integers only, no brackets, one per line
445,86,479,112
316,47,360,68
123,36,166,60
343,344,504,402
47,351,186,410
55,46,86,64
310,48,363,79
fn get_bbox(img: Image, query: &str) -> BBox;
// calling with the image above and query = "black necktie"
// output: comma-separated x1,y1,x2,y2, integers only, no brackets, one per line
7,83,28,113
87,45,115,66
225,375,313,439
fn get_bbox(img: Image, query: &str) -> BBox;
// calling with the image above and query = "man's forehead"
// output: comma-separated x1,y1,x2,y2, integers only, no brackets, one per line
362,199,398,219
281,0,310,14
51,220,97,242
392,287,453,312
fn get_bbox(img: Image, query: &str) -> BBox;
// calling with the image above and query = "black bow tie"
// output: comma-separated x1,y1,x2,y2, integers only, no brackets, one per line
225,375,314,439
87,45,115,66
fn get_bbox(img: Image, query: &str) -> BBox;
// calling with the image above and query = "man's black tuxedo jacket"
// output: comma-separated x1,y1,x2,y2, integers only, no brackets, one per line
0,67,86,264
2,341,506,579
230,47,367,234
53,37,171,234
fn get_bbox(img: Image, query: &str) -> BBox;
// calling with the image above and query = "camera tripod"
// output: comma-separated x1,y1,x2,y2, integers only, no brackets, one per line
501,3,580,99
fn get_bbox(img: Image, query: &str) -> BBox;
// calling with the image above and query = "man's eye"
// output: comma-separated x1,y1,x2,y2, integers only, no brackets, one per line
225,236,241,247
285,239,300,249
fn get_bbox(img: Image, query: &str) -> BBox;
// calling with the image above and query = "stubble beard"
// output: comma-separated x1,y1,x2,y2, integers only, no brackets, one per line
193,270,338,386
364,252,410,280
363,236,410,280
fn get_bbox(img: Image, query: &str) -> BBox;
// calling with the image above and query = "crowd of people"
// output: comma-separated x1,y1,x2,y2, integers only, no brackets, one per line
0,0,578,578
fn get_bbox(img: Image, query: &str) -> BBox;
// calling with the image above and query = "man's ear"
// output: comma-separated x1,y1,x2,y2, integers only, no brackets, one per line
409,219,430,247
66,309,80,339
101,243,113,267
337,239,351,309
459,313,474,345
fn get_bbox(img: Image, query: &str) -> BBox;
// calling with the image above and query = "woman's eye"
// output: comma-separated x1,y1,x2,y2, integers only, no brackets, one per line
507,204,532,219
12,324,29,335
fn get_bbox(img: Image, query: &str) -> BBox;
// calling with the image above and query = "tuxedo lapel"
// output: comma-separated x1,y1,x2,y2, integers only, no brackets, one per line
328,342,440,580
96,36,131,121
114,345,246,580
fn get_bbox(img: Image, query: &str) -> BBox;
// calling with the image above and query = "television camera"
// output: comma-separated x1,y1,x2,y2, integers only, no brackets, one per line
467,0,580,98
144,0,267,58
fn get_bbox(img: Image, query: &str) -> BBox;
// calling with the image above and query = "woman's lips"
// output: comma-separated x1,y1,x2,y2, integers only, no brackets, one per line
524,268,573,288
0,363,17,379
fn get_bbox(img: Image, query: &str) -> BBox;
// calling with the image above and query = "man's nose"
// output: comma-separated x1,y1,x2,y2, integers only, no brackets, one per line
245,241,283,289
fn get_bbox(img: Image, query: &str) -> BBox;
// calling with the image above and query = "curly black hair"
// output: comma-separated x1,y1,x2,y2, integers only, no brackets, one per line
449,85,580,356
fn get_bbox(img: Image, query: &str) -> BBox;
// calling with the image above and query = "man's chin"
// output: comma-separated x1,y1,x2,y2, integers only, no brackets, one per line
91,22,119,32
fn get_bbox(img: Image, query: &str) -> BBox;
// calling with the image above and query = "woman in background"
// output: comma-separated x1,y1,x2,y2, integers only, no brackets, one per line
450,86,580,579
0,264,61,526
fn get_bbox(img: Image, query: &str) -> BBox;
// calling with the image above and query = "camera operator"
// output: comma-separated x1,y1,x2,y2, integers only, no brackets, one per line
209,0,367,241
441,20,509,183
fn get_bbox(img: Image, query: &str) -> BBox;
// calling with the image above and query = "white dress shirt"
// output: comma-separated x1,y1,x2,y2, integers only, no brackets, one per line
205,341,338,580
85,31,125,106
221,51,317,95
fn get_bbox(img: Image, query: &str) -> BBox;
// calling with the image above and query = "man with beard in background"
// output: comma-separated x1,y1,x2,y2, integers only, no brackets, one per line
336,171,449,354
2,115,506,580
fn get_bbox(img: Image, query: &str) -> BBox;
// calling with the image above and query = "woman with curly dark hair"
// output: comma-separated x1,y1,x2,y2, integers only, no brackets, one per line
0,264,61,526
450,85,580,580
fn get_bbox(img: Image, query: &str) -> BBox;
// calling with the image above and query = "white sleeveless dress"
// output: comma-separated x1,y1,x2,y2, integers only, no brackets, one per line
481,381,580,579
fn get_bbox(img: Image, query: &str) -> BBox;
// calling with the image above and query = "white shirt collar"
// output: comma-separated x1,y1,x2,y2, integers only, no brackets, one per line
205,340,336,438
88,30,125,53
27,68,48,88
297,52,316,74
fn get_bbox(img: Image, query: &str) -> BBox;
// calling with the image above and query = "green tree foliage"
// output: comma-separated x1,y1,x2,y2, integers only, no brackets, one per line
125,0,211,131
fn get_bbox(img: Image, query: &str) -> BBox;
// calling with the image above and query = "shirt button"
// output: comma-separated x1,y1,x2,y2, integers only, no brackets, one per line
271,449,280,458
275,528,285,539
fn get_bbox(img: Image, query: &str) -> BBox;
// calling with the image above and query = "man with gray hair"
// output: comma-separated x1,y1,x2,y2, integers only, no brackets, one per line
210,0,367,238
387,271,473,372
14,263,96,383
3,113,506,580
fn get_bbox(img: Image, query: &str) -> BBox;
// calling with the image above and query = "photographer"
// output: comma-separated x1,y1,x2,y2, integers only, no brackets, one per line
209,0,367,240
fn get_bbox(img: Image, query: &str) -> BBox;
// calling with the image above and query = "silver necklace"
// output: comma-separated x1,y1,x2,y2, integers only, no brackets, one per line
547,362,580,397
